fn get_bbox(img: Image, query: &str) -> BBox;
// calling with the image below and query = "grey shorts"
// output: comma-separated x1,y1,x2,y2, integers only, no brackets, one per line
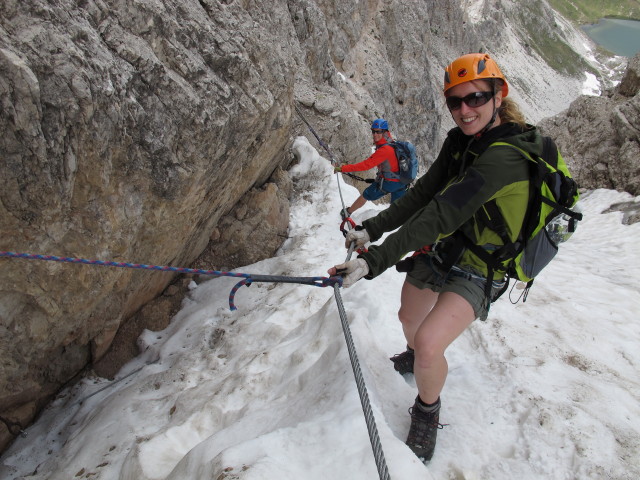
405,255,503,321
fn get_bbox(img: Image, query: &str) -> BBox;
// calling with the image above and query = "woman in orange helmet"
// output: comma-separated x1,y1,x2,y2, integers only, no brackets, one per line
329,53,535,463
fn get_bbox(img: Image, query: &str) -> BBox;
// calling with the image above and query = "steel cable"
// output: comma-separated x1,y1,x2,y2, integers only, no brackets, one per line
294,103,391,479
332,282,391,480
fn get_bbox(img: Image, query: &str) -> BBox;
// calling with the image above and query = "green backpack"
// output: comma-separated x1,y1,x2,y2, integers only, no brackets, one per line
465,136,583,302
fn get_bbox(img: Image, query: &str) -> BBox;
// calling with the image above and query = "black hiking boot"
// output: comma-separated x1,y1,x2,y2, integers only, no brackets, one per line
390,346,414,375
339,207,351,221
406,396,443,463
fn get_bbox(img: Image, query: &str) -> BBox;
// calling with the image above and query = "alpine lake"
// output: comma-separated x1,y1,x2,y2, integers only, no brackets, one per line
582,18,640,57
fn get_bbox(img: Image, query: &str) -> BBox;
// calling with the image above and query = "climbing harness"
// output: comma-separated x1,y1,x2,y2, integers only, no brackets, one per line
0,251,339,311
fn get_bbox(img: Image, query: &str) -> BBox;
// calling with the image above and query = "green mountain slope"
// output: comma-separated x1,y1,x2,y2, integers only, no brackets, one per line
547,0,640,24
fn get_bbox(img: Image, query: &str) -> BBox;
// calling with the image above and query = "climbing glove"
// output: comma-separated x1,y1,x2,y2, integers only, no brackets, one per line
333,165,343,173
344,227,370,249
334,258,369,288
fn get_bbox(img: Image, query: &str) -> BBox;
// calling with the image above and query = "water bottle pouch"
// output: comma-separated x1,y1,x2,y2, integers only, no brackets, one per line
517,228,558,279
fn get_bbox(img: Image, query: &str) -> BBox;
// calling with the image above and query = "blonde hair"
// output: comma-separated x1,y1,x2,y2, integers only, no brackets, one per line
498,97,527,128
493,79,527,128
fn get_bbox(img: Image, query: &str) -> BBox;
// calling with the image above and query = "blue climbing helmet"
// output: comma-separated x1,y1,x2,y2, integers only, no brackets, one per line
371,118,388,131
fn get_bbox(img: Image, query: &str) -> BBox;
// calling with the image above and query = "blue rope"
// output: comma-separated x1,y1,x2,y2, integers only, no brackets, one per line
0,251,341,310
4,246,390,476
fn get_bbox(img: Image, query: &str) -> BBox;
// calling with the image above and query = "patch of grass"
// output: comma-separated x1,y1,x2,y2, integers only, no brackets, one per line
516,4,596,77
547,0,640,24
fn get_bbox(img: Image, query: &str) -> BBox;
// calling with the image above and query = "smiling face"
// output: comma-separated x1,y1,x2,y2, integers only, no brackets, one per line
371,129,385,143
447,79,503,136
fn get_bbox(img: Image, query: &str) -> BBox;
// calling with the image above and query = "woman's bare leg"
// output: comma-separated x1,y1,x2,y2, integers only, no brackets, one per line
413,292,476,404
397,280,439,349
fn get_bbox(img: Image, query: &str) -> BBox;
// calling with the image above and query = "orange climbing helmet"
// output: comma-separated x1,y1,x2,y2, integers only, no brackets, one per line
443,53,509,97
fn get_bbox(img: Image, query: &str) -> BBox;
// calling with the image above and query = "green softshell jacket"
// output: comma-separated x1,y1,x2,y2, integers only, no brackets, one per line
360,122,544,280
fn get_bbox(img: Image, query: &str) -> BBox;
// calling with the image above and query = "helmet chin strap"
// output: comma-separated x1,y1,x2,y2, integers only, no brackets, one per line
474,81,500,138
474,103,498,139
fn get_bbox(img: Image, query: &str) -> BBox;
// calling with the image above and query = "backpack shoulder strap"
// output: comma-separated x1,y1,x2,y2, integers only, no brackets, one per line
476,200,510,245
541,136,559,170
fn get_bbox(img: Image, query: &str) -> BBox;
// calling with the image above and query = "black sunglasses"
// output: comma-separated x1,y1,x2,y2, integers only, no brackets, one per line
446,91,495,111
371,129,385,134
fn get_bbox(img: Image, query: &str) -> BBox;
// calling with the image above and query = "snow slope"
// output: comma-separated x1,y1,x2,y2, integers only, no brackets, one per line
1,137,639,480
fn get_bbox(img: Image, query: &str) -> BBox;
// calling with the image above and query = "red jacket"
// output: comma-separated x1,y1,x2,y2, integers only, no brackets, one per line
341,136,400,181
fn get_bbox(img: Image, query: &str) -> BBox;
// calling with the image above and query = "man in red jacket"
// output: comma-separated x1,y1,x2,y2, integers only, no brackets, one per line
335,118,408,219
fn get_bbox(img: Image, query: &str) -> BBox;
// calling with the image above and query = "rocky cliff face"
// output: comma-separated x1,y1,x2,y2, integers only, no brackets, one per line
540,53,640,198
0,0,614,452
1,0,299,450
